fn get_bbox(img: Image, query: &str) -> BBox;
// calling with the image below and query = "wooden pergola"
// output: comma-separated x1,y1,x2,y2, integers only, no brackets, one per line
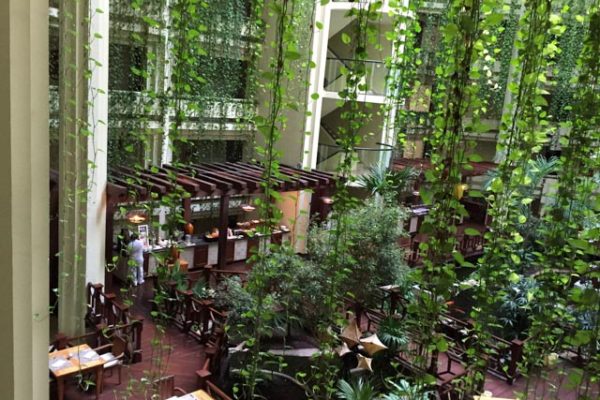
105,162,336,268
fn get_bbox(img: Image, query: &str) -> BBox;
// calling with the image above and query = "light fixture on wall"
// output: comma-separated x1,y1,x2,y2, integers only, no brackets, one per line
126,210,147,224
321,196,334,205
241,204,256,212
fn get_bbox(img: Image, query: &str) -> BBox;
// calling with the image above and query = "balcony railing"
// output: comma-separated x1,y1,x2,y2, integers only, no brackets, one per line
324,58,388,96
49,86,254,131
316,142,394,177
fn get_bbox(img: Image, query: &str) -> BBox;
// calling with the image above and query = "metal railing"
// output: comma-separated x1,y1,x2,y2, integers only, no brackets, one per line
316,142,394,176
324,57,389,96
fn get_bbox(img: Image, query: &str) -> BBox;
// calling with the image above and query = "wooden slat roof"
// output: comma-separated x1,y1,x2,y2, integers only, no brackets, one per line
107,161,336,202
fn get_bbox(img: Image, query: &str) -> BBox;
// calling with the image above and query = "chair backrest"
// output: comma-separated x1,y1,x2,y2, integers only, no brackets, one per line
206,381,234,400
113,335,127,357
152,375,175,399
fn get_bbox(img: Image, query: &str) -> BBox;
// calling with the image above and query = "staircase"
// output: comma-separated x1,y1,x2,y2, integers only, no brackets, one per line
323,48,351,91
316,122,342,166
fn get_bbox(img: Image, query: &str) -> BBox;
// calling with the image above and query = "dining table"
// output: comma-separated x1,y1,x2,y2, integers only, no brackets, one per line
49,344,105,400
168,389,215,400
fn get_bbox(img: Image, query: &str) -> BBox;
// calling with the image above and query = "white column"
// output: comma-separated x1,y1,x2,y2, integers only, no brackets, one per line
161,0,173,165
0,0,49,397
58,0,109,335
302,3,330,169
85,0,110,285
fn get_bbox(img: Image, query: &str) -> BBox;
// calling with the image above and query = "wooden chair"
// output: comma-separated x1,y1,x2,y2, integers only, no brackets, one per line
152,375,186,399
206,381,234,400
94,335,126,391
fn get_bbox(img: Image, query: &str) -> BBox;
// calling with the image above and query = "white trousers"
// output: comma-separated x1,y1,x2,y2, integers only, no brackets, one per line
131,258,144,285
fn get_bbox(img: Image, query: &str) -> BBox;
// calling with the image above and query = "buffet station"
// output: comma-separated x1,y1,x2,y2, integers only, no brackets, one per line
113,220,291,282
104,162,336,285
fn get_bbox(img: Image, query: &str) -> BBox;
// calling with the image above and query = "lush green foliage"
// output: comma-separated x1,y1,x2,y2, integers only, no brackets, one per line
309,200,410,309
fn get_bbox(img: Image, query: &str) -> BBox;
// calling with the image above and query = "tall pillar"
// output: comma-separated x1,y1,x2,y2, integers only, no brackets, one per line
161,0,173,165
302,2,330,170
0,0,49,398
86,0,110,285
58,0,109,336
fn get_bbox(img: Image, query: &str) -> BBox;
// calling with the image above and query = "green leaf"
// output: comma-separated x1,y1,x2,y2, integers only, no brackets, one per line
510,254,521,265
436,338,448,352
341,33,351,45
486,13,504,26
285,50,302,61
508,272,520,284
512,232,524,243
464,228,481,236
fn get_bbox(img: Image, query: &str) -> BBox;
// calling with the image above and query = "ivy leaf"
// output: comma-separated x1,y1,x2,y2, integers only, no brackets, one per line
436,338,448,352
285,50,302,61
443,23,459,39
464,228,481,236
510,254,521,265
513,232,524,244
486,13,504,26
452,252,465,265
341,33,351,45
490,178,503,193
467,153,483,162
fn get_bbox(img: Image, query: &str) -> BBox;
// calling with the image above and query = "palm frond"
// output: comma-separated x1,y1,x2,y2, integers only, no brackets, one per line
336,378,375,400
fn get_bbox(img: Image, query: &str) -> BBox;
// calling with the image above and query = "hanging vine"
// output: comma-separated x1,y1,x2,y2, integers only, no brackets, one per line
526,2,600,397
405,0,503,386
467,0,563,394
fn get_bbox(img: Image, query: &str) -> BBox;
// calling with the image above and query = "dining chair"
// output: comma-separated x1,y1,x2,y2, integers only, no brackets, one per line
94,335,126,391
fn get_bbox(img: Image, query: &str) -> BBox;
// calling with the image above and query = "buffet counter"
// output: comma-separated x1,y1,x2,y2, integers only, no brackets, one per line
114,230,291,282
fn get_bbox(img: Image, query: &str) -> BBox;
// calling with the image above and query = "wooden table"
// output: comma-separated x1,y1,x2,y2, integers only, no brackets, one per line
49,344,105,400
172,389,214,400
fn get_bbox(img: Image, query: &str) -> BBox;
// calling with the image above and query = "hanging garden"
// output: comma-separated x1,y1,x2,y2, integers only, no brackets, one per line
47,0,599,399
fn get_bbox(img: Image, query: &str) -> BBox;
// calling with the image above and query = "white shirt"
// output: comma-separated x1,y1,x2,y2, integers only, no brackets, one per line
129,239,144,263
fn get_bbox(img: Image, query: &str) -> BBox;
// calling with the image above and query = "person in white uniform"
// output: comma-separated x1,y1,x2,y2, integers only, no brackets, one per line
128,233,145,286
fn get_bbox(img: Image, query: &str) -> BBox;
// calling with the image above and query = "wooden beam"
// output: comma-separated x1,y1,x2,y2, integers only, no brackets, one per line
227,162,290,191
202,164,262,192
110,168,168,195
195,163,260,191
158,165,217,195
108,176,148,199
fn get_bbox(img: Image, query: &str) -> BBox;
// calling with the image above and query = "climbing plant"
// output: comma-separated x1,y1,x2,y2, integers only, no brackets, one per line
403,0,504,387
523,2,600,397
237,0,319,398
468,0,565,394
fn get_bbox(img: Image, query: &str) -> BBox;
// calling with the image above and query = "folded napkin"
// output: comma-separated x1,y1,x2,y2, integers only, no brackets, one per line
49,358,69,370
177,394,198,400
79,349,100,361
